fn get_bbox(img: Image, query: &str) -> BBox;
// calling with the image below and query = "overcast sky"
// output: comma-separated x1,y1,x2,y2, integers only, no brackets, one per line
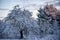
0,0,59,20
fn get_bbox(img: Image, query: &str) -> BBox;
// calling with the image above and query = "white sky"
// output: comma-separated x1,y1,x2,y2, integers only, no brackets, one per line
0,0,59,20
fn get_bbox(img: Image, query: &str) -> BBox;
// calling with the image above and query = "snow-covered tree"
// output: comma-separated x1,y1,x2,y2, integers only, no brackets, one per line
4,5,40,39
37,5,60,40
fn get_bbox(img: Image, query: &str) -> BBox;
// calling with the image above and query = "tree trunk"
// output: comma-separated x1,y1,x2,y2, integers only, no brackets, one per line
20,30,23,39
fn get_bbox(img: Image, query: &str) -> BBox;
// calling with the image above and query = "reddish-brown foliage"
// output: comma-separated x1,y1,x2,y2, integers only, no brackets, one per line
44,4,59,19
